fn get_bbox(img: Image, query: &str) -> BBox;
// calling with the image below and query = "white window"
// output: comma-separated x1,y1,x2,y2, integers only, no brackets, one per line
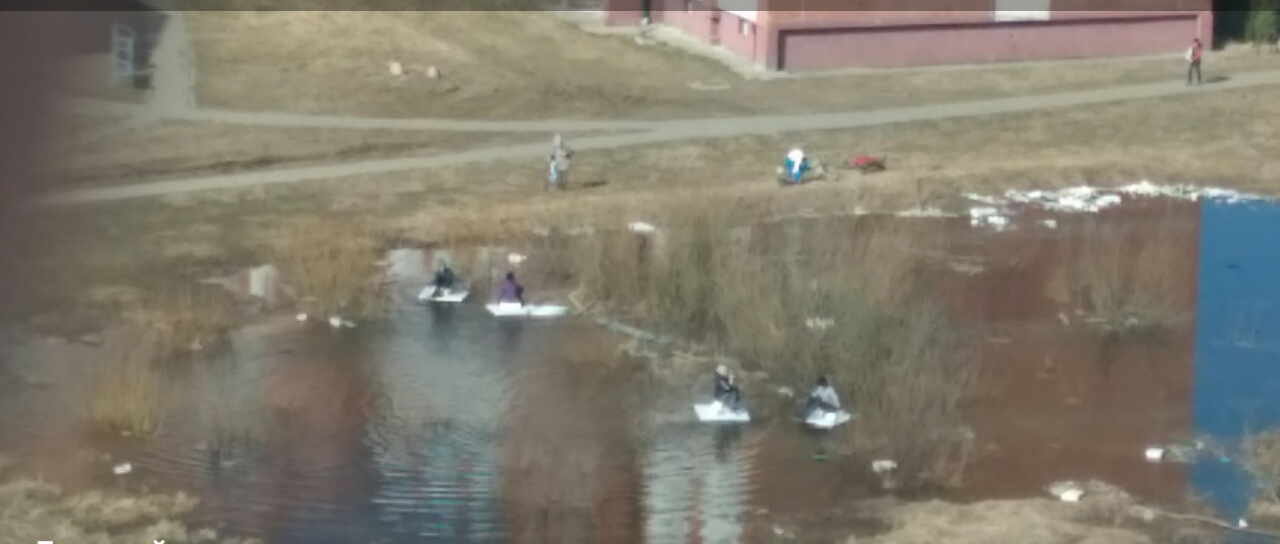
739,18,752,35
721,0,758,24
994,0,1050,22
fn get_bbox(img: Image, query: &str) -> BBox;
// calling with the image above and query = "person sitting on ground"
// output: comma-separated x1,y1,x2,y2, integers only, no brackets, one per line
431,260,458,297
497,272,525,306
783,145,810,184
713,364,744,411
798,375,841,421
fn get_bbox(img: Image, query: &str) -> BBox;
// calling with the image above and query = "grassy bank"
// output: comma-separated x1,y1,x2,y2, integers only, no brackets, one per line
0,457,261,544
187,10,1280,119
11,84,1280,342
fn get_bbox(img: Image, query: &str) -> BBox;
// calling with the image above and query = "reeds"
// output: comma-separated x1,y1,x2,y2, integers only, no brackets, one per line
84,328,169,436
535,212,975,486
272,218,390,321
1061,211,1191,333
127,284,241,358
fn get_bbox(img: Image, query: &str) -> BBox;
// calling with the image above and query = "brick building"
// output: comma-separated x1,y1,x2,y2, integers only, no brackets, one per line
602,0,1213,71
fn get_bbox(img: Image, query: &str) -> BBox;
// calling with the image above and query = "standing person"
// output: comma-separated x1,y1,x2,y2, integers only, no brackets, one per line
548,134,574,191
1186,38,1203,86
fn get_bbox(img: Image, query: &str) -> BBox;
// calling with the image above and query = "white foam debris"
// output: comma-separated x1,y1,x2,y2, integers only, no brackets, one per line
871,459,898,474
805,317,835,330
1040,219,1058,229
328,316,356,329
507,253,527,265
1144,447,1165,462
113,463,132,475
628,221,657,233
949,261,985,276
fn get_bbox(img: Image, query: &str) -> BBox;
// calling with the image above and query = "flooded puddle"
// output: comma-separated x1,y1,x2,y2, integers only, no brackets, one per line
3,187,1280,541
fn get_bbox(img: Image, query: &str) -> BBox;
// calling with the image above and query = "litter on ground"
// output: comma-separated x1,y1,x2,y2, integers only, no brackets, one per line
1047,481,1085,502
872,459,898,474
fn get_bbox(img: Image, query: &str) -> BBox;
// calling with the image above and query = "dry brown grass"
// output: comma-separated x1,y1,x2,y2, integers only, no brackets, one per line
271,218,390,320
1244,430,1280,508
863,495,1154,544
83,328,170,436
187,10,1280,120
0,464,261,544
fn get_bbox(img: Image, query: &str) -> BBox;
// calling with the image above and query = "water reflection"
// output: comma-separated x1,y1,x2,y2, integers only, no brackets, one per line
9,198,1280,541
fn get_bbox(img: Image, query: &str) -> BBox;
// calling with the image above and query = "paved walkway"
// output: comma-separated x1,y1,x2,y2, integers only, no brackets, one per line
43,69,1280,205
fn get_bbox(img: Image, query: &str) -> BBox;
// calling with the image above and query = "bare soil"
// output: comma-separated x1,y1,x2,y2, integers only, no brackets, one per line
188,10,1280,120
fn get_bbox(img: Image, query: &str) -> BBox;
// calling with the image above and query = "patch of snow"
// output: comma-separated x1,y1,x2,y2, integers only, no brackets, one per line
968,182,1267,217
969,207,1012,231
895,207,956,218
113,463,132,475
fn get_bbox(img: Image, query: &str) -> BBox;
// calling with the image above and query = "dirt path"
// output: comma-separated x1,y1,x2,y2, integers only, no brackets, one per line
43,69,1280,205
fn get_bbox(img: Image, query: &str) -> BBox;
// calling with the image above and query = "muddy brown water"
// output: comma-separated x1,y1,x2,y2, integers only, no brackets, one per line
0,200,1211,542
0,262,875,544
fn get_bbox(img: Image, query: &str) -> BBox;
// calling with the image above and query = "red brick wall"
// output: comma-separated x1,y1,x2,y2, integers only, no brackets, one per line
603,0,646,25
775,13,1204,70
658,0,719,41
718,11,763,62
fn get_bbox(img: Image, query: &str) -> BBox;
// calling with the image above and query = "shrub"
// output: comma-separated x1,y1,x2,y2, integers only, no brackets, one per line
272,218,390,321
84,328,169,436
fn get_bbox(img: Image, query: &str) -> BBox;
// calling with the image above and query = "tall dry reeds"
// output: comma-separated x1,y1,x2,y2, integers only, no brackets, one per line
84,328,169,436
272,218,390,321
1061,211,1192,333
127,284,241,358
534,211,974,487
